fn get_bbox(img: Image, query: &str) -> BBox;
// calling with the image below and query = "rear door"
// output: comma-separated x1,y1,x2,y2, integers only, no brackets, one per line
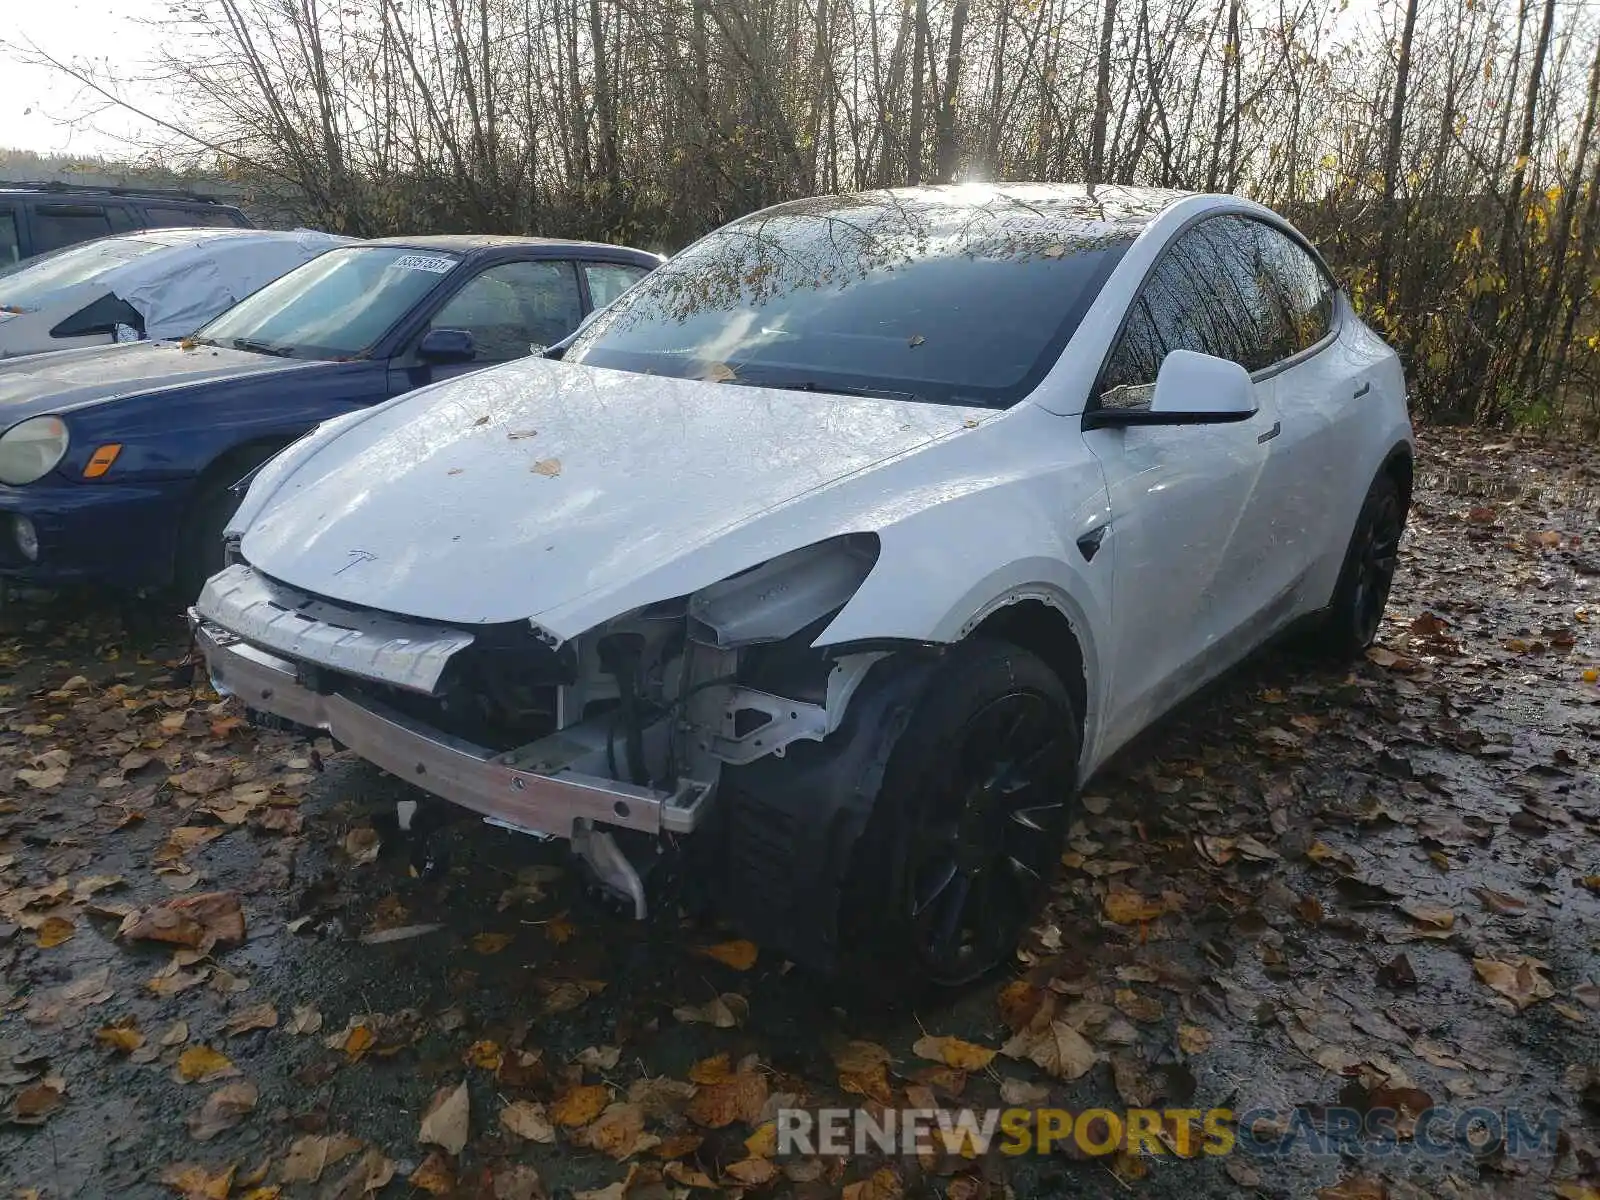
1238,219,1360,600
1082,217,1284,750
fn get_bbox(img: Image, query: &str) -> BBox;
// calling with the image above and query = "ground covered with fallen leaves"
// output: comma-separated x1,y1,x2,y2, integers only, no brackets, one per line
1,428,1598,1200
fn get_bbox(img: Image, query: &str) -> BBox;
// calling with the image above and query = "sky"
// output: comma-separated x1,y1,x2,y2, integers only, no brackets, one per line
3,0,170,157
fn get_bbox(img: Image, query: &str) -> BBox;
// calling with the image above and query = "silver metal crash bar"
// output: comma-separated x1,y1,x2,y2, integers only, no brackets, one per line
190,616,709,839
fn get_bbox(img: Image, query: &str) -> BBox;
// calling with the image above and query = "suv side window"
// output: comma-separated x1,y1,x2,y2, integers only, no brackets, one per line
1100,215,1324,405
0,207,19,265
1248,220,1336,355
31,204,115,254
428,260,584,362
584,262,649,309
141,203,246,229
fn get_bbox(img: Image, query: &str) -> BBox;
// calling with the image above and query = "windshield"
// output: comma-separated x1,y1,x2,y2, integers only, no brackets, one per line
197,246,461,359
0,237,162,310
564,190,1135,407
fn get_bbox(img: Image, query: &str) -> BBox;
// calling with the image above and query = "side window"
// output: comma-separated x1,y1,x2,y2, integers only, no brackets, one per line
32,205,114,254
428,260,584,362
0,207,19,264
1249,221,1336,355
584,262,649,310
141,203,243,229
1101,225,1234,402
1100,215,1328,404
105,206,140,234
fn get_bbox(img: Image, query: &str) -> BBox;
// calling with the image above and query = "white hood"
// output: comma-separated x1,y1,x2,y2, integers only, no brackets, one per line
240,357,992,628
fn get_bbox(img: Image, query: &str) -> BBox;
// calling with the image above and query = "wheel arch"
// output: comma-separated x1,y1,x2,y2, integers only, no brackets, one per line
1380,439,1414,507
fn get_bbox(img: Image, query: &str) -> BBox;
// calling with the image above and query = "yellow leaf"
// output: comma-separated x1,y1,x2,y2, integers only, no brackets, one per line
96,1023,145,1054
911,1034,995,1071
36,915,75,948
470,932,512,954
744,1121,778,1158
343,1025,375,1060
544,914,577,945
688,1053,734,1084
551,1084,609,1128
693,939,759,971
176,1045,238,1083
464,1039,503,1070
1103,889,1164,924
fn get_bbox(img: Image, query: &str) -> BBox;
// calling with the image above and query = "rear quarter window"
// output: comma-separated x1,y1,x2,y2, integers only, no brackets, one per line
140,204,250,229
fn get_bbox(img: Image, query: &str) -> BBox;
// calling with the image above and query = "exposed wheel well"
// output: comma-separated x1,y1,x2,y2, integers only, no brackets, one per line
968,599,1088,729
193,437,295,499
1382,443,1414,507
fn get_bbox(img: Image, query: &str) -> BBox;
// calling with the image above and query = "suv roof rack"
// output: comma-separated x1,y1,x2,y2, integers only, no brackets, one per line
0,180,230,205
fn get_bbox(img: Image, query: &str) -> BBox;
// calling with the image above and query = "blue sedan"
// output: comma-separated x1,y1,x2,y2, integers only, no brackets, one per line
0,235,661,593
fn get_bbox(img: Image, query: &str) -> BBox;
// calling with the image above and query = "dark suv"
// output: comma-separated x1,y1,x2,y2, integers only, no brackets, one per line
0,183,254,264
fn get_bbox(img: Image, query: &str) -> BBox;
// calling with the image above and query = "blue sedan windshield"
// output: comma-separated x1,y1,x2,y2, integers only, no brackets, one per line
198,246,460,358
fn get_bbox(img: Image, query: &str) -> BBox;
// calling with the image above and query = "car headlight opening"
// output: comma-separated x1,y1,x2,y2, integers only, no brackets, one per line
0,417,70,486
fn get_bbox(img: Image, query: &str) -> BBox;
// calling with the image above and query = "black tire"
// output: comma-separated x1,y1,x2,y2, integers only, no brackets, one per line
174,469,250,600
841,638,1080,993
1319,470,1408,658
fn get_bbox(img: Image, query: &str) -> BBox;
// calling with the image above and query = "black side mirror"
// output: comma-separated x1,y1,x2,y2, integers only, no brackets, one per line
417,327,476,364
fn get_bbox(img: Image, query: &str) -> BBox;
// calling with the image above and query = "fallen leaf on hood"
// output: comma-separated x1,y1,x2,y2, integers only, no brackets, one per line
188,1081,258,1141
500,1099,556,1143
176,1046,239,1084
699,361,736,383
279,1133,364,1183
418,1080,470,1156
1474,955,1555,1009
530,458,562,477
672,993,748,1027
223,1003,278,1036
574,1101,658,1159
35,915,75,947
1001,1020,1096,1080
158,1162,236,1199
912,1034,996,1071
687,1071,769,1128
693,939,759,970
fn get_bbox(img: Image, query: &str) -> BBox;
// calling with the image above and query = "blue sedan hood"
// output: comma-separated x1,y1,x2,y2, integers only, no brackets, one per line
0,341,329,423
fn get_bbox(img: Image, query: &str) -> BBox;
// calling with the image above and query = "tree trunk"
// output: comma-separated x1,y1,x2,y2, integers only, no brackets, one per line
935,0,969,182
1087,0,1117,184
908,0,928,184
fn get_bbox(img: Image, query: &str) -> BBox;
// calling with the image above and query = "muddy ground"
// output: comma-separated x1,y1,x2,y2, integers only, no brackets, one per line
1,427,1597,1200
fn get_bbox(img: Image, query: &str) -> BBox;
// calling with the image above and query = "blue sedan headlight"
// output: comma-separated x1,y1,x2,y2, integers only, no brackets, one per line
0,416,70,485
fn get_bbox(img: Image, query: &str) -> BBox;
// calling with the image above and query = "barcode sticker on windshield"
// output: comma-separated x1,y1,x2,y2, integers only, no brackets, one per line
391,254,457,274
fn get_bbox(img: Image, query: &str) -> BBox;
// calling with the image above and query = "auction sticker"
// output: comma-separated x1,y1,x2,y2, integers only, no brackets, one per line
391,254,458,274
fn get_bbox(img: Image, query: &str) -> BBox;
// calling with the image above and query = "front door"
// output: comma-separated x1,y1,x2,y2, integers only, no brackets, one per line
1083,215,1288,752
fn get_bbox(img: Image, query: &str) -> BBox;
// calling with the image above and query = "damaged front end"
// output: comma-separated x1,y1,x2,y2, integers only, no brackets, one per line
189,533,885,917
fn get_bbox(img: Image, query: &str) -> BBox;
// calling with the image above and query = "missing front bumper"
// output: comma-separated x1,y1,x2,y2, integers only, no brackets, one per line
190,615,712,840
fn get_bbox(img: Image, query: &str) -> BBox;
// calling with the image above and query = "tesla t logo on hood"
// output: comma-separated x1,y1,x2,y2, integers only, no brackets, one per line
335,549,378,575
